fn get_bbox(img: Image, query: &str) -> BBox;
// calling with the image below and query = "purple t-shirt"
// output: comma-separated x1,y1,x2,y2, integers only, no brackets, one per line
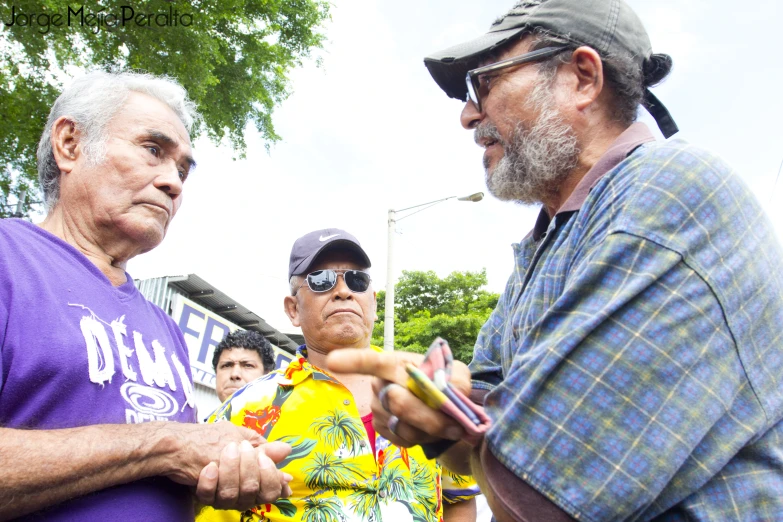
0,219,197,521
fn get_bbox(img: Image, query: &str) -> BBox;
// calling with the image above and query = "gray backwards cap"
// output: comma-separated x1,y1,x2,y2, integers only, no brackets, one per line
424,0,678,138
288,228,371,280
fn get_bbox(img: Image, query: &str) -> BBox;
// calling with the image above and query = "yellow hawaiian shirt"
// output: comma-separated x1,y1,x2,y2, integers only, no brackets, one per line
197,346,478,522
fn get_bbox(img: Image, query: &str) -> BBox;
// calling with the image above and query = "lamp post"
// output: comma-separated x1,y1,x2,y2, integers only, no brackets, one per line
383,192,484,351
12,189,26,218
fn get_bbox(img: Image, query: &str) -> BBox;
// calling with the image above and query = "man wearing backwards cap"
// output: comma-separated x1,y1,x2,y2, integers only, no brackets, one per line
197,229,480,522
327,1,783,521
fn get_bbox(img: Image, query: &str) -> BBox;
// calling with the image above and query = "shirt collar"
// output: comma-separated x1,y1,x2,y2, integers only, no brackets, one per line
282,345,326,385
531,123,655,240
282,344,382,386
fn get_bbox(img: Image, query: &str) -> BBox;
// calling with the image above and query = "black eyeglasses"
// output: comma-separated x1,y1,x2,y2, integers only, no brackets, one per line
296,269,372,294
465,46,568,113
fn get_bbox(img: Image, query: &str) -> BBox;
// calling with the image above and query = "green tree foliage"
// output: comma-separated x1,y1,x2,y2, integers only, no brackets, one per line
372,269,499,364
0,0,330,216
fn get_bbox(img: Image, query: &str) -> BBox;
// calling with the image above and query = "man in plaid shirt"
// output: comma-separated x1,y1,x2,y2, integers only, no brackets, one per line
327,0,783,520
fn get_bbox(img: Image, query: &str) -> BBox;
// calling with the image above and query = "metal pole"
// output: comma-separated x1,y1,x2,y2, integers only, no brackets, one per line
381,192,482,351
12,189,26,218
383,208,396,351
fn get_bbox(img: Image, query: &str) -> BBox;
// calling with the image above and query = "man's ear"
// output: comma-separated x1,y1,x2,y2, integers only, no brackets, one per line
51,116,81,175
372,291,378,322
283,295,301,327
566,46,604,111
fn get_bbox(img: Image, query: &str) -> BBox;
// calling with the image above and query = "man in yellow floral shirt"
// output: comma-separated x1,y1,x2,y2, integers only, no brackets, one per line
197,229,478,522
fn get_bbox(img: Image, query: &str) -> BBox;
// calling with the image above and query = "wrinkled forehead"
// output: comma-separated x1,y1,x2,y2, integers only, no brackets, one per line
110,92,192,143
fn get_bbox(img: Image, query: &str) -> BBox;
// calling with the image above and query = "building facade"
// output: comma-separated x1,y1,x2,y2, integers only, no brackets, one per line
135,274,299,419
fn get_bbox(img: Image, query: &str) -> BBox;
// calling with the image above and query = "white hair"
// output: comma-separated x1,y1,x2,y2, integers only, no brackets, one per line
36,70,200,211
289,275,303,295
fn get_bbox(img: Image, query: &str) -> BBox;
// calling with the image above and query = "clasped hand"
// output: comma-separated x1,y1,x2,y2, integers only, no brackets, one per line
162,421,293,511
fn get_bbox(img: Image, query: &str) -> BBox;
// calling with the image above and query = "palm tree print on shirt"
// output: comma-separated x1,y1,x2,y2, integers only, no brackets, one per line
378,446,439,522
348,489,382,522
302,495,345,522
408,459,440,522
303,452,366,492
378,466,412,503
313,409,367,456
197,346,479,522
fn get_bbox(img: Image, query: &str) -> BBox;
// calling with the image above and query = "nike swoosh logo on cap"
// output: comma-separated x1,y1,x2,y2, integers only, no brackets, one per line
319,233,340,242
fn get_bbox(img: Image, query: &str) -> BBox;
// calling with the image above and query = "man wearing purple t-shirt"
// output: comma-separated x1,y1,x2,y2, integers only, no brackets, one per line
0,72,292,520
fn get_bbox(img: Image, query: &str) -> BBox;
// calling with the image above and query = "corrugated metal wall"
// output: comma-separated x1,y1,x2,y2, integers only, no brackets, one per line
135,276,187,315
194,383,222,422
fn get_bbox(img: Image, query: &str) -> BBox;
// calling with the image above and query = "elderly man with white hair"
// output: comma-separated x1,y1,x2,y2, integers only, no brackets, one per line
0,71,291,521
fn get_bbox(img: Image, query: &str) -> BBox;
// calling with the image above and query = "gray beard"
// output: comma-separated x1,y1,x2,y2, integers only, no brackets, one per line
476,79,580,206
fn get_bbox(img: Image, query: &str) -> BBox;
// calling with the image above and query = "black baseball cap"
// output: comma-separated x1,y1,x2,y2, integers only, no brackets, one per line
288,228,372,279
424,0,678,138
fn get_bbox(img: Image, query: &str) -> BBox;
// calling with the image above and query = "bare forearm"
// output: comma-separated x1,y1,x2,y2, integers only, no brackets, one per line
438,440,474,476
443,497,477,522
0,423,176,520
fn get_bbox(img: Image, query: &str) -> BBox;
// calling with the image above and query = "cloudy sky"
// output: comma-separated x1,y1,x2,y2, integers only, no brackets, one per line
128,0,783,335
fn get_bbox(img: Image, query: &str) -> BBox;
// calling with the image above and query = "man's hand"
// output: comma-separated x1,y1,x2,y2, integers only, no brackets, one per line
326,349,471,448
195,440,293,510
0,421,293,520
155,421,293,510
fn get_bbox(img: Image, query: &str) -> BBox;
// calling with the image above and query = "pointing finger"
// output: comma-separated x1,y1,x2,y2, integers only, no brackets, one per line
326,349,422,384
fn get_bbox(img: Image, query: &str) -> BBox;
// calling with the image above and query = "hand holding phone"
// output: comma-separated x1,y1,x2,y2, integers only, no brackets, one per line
404,338,491,447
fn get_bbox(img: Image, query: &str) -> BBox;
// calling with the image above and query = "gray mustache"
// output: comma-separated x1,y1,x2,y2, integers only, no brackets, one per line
474,123,503,146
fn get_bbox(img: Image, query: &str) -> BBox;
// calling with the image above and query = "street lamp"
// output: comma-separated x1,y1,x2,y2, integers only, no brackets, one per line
383,192,484,351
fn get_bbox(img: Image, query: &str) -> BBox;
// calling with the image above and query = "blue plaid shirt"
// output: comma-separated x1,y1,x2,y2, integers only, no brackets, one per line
471,124,783,521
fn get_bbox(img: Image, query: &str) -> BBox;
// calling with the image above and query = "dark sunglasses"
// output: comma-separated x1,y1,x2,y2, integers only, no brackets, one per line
297,269,372,294
465,46,568,113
